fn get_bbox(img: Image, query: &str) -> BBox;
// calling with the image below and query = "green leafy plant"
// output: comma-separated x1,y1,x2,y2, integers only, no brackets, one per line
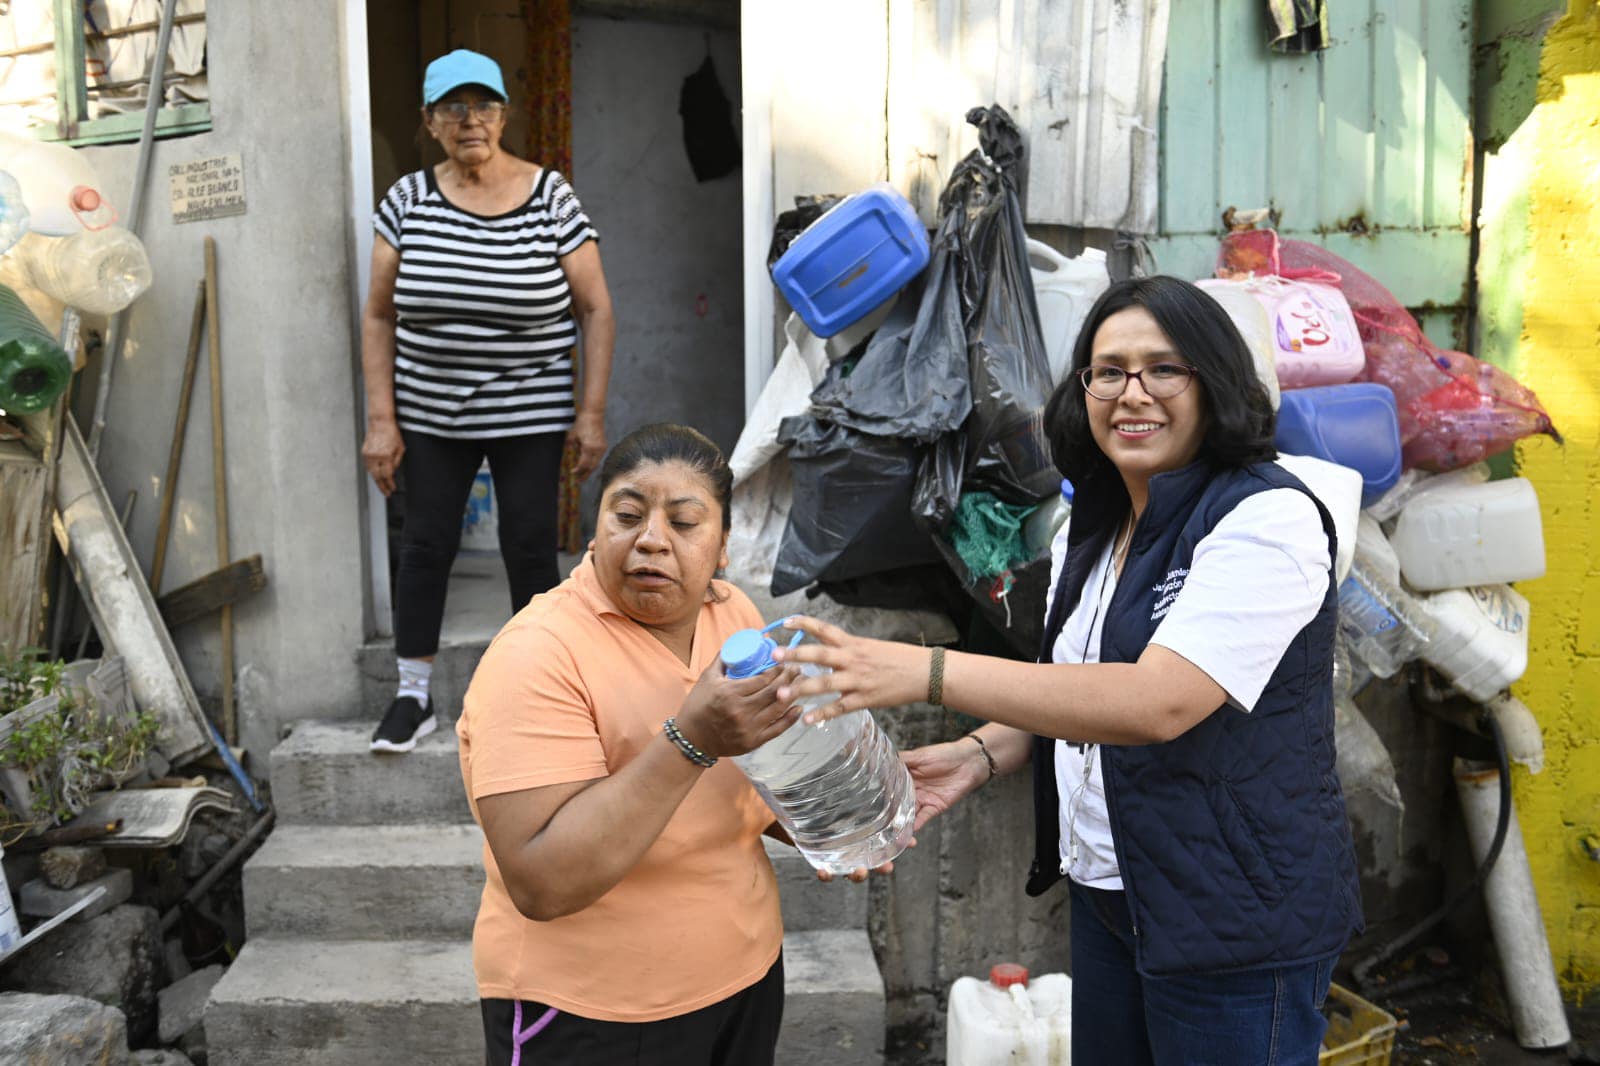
0,650,161,836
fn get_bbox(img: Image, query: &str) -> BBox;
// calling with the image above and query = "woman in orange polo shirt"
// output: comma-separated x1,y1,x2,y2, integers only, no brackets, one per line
457,423,799,1066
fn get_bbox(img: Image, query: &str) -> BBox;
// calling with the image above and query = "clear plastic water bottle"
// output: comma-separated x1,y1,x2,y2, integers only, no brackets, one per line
0,171,29,256
720,619,917,874
1023,478,1073,556
1338,554,1436,679
0,282,72,414
18,226,153,315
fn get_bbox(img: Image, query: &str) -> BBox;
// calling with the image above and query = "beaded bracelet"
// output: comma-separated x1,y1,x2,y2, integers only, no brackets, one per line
662,717,717,768
965,733,998,781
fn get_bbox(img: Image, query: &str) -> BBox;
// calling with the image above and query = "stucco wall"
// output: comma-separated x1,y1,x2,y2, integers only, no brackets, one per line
1477,0,1600,997
68,4,369,765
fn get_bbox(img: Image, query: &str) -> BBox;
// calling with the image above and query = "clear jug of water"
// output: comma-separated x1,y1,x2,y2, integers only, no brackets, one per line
720,619,916,875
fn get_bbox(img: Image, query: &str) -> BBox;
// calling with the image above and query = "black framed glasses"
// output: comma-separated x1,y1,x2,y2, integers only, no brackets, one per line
1077,363,1198,400
431,100,507,123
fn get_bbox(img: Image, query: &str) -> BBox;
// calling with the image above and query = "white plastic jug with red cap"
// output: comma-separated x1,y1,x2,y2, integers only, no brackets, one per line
947,962,1071,1065
0,131,115,236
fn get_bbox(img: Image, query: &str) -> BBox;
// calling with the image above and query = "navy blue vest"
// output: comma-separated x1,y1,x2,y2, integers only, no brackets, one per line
1026,459,1363,976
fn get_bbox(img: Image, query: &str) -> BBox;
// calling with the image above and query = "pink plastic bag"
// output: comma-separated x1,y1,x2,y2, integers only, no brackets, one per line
1217,229,1560,470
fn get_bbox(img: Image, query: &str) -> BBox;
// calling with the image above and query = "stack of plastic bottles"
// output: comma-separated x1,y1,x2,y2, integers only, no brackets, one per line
1341,465,1541,702
0,131,153,316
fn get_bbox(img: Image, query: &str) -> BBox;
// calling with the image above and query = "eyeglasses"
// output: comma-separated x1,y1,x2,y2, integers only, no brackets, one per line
431,100,507,123
1077,363,1198,400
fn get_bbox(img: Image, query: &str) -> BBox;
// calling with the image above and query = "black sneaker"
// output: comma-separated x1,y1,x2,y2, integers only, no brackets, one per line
369,696,436,753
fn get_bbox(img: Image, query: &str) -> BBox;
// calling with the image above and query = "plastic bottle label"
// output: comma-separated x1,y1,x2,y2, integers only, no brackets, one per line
1471,587,1526,635
1274,288,1359,357
1340,578,1398,634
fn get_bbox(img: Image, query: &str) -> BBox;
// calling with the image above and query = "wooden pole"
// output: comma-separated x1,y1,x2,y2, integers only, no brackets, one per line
150,280,206,596
203,237,234,744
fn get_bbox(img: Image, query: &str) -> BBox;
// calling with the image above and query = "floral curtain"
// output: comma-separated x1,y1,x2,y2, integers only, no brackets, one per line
520,0,581,552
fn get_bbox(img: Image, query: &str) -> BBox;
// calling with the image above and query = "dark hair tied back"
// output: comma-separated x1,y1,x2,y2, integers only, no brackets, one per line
598,424,734,533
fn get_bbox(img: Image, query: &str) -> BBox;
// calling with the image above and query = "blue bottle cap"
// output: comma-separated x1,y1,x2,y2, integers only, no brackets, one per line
1060,478,1074,501
720,629,778,679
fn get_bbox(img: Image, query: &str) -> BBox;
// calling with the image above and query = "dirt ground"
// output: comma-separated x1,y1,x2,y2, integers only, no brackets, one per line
1372,977,1598,1065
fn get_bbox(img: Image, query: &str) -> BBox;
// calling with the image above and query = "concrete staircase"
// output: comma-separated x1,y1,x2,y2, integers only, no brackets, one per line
206,719,885,1064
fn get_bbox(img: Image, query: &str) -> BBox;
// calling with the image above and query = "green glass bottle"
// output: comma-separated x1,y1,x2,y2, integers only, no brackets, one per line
0,282,71,414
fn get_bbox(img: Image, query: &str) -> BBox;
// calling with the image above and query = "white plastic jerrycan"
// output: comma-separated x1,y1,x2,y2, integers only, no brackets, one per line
1419,584,1531,704
947,962,1071,1066
1027,239,1109,386
1389,476,1545,592
0,131,116,235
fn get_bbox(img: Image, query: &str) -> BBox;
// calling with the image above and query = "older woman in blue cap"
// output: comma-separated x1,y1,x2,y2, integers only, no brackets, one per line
361,48,616,752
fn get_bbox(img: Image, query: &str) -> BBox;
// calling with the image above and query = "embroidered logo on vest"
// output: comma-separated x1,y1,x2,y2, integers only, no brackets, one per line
1151,568,1189,621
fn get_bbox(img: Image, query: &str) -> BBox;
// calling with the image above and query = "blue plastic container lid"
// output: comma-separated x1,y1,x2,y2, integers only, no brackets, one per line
719,619,802,679
720,629,778,679
1060,478,1074,502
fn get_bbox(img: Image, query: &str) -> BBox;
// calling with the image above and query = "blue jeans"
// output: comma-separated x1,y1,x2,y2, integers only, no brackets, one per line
1070,881,1334,1065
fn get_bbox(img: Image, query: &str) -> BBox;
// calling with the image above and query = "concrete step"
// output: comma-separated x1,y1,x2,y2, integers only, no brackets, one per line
778,930,886,1065
763,837,869,932
207,931,882,1065
242,824,485,939
355,636,489,724
241,825,864,940
205,938,479,1066
269,720,473,825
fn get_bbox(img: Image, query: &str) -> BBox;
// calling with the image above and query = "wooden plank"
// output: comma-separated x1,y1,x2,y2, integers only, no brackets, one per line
156,555,267,632
54,418,210,763
0,451,48,652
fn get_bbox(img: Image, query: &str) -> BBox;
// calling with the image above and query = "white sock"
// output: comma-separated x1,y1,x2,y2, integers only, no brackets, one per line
397,658,432,706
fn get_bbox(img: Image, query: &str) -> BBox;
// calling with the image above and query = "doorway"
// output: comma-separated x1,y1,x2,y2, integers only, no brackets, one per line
359,0,746,645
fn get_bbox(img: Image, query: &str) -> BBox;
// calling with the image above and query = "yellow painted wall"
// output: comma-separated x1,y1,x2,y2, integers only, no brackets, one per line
1504,0,1600,998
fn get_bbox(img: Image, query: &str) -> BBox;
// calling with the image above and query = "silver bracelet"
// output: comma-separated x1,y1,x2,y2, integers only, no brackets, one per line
662,717,716,768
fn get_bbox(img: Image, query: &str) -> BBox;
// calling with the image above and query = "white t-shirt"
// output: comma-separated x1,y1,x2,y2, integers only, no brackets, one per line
1048,487,1331,890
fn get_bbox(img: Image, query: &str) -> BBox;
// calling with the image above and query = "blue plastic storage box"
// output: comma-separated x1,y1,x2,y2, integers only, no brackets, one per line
770,184,930,338
1275,382,1402,508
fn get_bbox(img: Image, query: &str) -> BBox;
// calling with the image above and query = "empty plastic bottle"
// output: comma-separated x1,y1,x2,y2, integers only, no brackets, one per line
0,282,72,414
1023,478,1073,557
18,227,152,315
0,171,29,256
1338,553,1437,679
720,619,916,875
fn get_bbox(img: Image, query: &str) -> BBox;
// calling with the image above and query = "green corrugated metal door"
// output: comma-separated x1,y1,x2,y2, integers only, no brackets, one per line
1149,1,1473,348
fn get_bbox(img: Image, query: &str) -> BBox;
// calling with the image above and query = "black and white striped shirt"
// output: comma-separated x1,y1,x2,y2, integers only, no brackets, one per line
374,167,598,439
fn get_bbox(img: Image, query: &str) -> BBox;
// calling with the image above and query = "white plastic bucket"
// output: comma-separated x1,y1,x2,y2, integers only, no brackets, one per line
1027,239,1109,386
1390,477,1545,592
947,964,1071,1065
1420,584,1530,703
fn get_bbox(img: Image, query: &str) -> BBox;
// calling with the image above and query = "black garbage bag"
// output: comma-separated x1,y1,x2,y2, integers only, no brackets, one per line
770,416,942,597
766,195,843,270
806,252,970,444
912,104,1059,531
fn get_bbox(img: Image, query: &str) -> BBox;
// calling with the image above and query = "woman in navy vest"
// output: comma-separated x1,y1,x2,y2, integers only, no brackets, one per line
777,276,1362,1065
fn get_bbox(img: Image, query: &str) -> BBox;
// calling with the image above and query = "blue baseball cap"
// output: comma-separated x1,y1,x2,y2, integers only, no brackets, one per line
423,49,508,105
